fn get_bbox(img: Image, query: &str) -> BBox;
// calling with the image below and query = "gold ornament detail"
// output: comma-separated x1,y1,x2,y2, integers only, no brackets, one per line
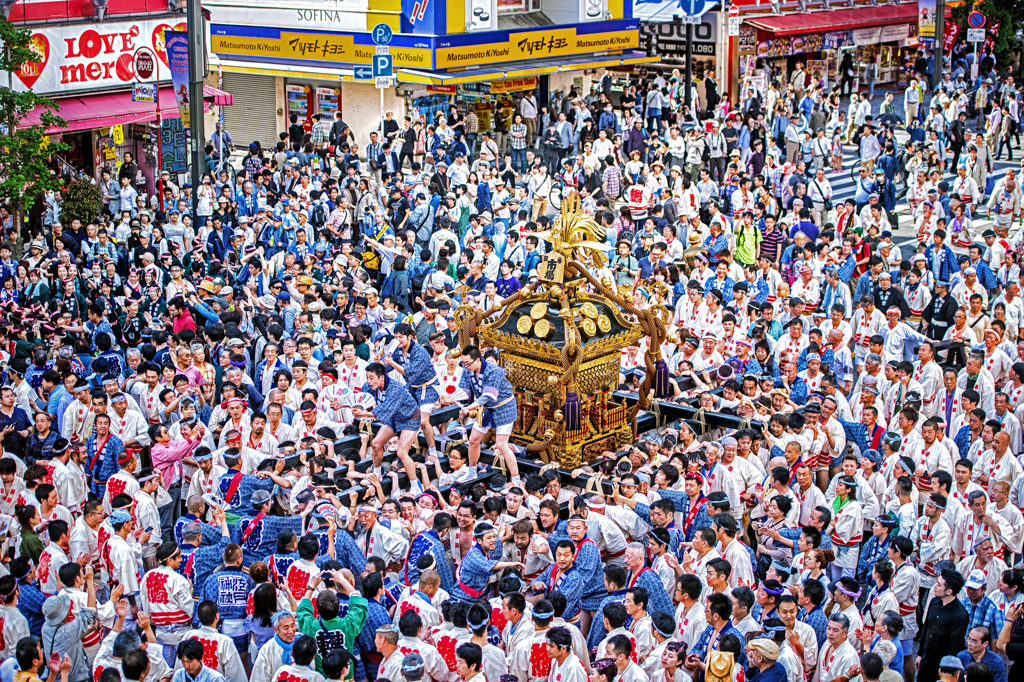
516,316,534,335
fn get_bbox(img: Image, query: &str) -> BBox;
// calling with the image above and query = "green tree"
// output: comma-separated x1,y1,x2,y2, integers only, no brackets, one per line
950,0,1023,71
0,14,68,252
60,178,102,227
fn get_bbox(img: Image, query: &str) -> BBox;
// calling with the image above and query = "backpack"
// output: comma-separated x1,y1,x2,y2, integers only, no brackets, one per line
310,201,328,228
410,262,433,294
380,272,397,299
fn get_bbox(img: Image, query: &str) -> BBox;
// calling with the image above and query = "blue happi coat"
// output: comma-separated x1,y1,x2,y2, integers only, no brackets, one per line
393,342,439,405
231,509,305,566
179,535,231,597
86,433,124,498
574,538,607,610
400,529,454,593
586,588,630,655
217,469,275,508
266,551,299,584
459,360,517,428
628,568,674,617
362,375,421,433
174,513,223,548
540,563,586,622
200,565,255,625
451,543,500,602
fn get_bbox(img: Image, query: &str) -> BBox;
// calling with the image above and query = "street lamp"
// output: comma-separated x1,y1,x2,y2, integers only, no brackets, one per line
94,0,108,22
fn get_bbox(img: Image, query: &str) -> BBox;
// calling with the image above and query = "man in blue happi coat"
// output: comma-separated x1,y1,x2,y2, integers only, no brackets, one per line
200,539,255,653
566,516,606,637
10,556,45,636
531,539,587,624
231,488,304,567
176,493,228,548
584,565,630,655
450,521,525,603
216,450,278,509
178,512,232,597
386,324,442,460
400,511,455,592
355,572,400,681
623,542,674,617
441,344,520,487
352,362,423,487
85,419,123,499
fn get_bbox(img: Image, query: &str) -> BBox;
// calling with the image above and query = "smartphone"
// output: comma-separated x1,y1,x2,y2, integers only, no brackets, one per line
145,527,154,533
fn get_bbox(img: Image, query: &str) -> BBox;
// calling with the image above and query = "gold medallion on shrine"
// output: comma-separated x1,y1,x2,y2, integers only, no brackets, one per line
517,316,534,335
530,303,548,320
581,318,598,337
534,318,552,338
581,302,599,319
597,315,612,333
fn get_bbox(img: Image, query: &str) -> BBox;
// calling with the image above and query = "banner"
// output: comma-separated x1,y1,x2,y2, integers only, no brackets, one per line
490,76,538,94
160,117,188,173
880,24,909,43
6,18,185,95
852,27,882,46
943,19,960,53
984,20,1000,51
918,0,936,38
164,29,190,128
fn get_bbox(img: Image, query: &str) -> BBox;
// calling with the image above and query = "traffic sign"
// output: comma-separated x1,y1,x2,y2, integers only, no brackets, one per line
679,0,706,16
134,48,155,80
354,66,373,80
375,76,393,89
375,45,389,55
728,3,738,17
372,53,394,78
372,23,393,45
967,11,986,29
967,28,985,43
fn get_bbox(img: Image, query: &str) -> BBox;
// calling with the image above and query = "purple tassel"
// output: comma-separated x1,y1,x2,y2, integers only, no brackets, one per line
655,359,671,398
563,392,582,431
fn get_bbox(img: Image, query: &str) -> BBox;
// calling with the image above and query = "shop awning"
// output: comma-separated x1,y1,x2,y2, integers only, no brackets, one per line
24,85,232,133
744,3,942,36
396,51,658,85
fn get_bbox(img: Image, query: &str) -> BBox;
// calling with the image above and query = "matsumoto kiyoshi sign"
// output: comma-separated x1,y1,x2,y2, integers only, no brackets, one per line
210,18,639,70
6,18,186,95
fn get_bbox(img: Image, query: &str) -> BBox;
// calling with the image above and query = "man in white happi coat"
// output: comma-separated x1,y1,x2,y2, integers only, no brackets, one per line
581,497,628,568
49,438,85,515
250,611,302,682
913,342,944,418
354,503,409,571
500,520,553,583
989,480,1024,557
69,498,105,578
913,494,954,593
62,379,96,442
908,419,954,482
988,392,1023,455
187,447,228,500
177,608,250,682
546,627,589,682
955,537,1008,597
135,366,165,424
953,488,1013,561
815,613,859,682
973,431,1022,494
240,412,279,459
141,541,198,666
958,352,997,416
107,393,151,451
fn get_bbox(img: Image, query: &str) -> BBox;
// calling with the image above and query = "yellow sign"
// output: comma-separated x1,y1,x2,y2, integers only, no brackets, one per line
111,125,124,145
490,76,539,94
211,32,430,68
437,27,639,68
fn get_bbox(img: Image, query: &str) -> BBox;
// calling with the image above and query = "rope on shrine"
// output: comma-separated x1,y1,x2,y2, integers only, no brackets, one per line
492,449,509,476
692,408,708,435
585,473,607,495
358,418,375,435
568,261,668,439
538,462,561,477
648,398,667,428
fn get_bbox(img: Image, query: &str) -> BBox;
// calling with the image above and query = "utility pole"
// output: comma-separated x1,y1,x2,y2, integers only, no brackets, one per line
186,0,205,219
685,22,693,110
931,0,945,91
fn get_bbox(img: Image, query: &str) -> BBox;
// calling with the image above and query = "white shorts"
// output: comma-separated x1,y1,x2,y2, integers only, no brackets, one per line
473,422,514,436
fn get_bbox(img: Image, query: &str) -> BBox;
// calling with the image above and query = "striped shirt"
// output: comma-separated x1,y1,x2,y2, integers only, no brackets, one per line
603,166,622,198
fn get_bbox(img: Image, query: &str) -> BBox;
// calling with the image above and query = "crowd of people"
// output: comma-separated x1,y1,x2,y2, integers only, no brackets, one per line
1,43,1024,682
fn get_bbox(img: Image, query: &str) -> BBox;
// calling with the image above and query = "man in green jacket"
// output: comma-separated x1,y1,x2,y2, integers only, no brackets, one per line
297,569,368,678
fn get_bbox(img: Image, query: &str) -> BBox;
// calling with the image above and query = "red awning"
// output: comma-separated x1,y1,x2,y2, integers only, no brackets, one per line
25,85,232,133
745,3,933,37
204,84,234,106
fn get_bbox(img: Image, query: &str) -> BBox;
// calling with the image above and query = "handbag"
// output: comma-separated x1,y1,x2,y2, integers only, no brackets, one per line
812,178,833,211
705,651,734,682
